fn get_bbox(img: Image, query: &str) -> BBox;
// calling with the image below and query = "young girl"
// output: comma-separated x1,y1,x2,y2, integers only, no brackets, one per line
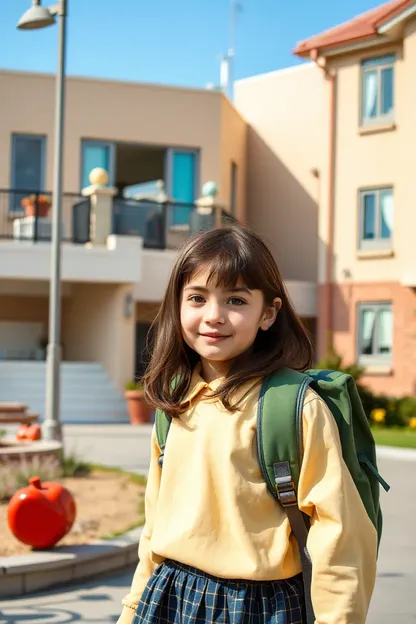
117,225,377,624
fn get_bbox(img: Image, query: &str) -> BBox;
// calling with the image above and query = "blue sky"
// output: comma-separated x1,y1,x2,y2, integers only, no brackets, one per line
1,0,385,87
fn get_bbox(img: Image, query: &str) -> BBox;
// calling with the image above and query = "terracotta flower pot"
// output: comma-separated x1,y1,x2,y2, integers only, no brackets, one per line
23,202,50,218
125,390,152,425
20,195,51,218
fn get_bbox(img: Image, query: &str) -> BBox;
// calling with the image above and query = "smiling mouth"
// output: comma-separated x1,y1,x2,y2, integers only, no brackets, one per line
199,333,230,340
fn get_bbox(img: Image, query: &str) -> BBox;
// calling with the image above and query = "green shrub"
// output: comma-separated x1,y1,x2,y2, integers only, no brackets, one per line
315,349,410,428
316,349,365,383
125,380,144,391
396,396,416,427
60,449,91,477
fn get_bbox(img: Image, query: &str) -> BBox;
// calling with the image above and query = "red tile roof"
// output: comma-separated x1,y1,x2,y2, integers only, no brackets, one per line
294,0,415,57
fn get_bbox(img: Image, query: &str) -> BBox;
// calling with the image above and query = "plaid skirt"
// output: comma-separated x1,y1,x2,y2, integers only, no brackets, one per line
133,559,304,624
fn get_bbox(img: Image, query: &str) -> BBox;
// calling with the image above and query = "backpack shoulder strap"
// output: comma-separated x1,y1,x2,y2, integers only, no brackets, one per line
257,367,310,496
155,408,171,468
257,367,315,624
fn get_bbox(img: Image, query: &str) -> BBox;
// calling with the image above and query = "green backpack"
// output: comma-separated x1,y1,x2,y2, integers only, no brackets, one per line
155,368,390,624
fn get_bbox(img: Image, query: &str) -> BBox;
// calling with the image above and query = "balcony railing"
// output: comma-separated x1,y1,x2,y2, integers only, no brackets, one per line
1,190,236,249
0,189,91,244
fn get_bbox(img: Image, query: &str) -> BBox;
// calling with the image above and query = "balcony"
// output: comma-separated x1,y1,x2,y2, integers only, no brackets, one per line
0,187,235,289
0,189,90,244
0,188,230,250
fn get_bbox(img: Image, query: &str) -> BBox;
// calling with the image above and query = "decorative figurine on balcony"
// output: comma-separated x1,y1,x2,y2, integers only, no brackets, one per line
89,167,109,187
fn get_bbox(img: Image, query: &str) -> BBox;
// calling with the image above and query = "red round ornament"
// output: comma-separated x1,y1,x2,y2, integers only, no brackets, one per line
7,476,76,549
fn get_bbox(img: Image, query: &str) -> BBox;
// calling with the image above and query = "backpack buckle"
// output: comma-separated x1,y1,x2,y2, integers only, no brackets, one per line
278,489,298,506
274,464,298,507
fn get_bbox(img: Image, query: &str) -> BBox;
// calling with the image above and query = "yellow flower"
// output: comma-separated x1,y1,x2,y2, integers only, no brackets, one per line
371,408,386,424
409,417,416,430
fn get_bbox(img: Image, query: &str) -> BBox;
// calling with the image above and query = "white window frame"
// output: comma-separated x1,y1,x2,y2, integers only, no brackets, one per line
358,187,393,250
360,55,395,126
357,302,393,366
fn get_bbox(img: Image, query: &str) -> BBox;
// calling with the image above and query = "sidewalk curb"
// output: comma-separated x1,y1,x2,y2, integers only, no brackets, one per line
376,445,416,462
0,526,142,598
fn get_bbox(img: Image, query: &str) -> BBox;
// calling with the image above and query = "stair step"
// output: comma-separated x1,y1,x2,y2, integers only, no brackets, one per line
0,361,128,424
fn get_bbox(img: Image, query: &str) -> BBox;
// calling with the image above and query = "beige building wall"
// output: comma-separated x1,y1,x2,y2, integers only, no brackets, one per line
135,302,160,323
0,71,246,210
0,295,49,326
63,282,135,391
219,98,247,220
318,18,416,394
326,24,416,287
235,63,329,283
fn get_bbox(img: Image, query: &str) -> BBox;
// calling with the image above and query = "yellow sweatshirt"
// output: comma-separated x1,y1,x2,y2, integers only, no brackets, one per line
118,369,377,624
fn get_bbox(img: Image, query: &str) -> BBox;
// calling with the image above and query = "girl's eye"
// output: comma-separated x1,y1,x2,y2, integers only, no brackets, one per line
189,295,205,304
228,297,246,306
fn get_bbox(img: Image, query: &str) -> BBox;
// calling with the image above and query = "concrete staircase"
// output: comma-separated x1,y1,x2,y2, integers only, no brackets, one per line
0,361,129,424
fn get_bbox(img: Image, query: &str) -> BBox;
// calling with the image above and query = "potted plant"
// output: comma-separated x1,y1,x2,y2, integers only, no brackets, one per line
124,381,152,425
20,194,51,218
35,337,48,361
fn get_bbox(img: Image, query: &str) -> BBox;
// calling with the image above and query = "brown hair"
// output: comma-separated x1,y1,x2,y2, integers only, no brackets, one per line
143,225,313,417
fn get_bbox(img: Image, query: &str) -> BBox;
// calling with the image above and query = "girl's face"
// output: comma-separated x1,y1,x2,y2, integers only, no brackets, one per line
180,267,281,380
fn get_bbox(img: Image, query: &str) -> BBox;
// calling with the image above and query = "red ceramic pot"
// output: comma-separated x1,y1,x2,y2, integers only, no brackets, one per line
16,423,41,442
16,424,29,441
8,476,76,549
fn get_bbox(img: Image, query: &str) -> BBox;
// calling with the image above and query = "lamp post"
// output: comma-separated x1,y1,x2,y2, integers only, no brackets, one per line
17,0,67,441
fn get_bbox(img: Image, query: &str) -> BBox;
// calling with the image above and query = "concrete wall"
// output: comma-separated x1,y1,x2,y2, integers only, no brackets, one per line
63,283,135,391
0,235,142,284
235,63,329,282
133,249,177,302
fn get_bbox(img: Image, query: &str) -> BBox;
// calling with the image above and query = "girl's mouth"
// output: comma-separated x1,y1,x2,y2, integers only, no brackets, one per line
200,333,230,343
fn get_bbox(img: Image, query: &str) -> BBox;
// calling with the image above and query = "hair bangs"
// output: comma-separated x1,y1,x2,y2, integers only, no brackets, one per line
181,234,263,292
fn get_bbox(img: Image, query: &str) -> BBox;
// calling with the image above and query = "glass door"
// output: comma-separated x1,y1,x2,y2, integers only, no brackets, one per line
166,149,198,225
81,140,115,189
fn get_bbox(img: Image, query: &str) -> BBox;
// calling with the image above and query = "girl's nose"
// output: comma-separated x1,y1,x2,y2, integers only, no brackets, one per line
204,301,225,324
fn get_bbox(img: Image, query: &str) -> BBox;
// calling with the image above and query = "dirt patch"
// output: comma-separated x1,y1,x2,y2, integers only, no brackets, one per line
0,469,145,556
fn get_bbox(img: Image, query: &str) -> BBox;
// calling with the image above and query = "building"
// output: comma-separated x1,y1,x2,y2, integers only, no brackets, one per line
0,70,316,422
237,0,416,397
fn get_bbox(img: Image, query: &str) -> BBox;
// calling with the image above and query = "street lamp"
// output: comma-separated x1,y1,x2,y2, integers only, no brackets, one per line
17,0,67,442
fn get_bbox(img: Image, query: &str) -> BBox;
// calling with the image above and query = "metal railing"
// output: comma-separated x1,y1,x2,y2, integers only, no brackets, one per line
1,189,236,249
0,189,91,244
112,197,223,249
112,199,237,250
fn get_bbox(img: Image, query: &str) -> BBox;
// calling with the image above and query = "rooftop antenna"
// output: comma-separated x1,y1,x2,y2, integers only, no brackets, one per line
220,0,242,98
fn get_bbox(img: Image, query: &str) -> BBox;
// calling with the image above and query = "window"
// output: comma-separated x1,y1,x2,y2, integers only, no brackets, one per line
81,140,115,189
230,162,238,216
357,302,393,365
359,188,393,249
10,134,46,212
361,54,395,126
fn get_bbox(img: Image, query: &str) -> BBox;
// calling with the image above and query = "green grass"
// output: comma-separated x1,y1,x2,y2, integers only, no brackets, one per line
372,427,416,449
